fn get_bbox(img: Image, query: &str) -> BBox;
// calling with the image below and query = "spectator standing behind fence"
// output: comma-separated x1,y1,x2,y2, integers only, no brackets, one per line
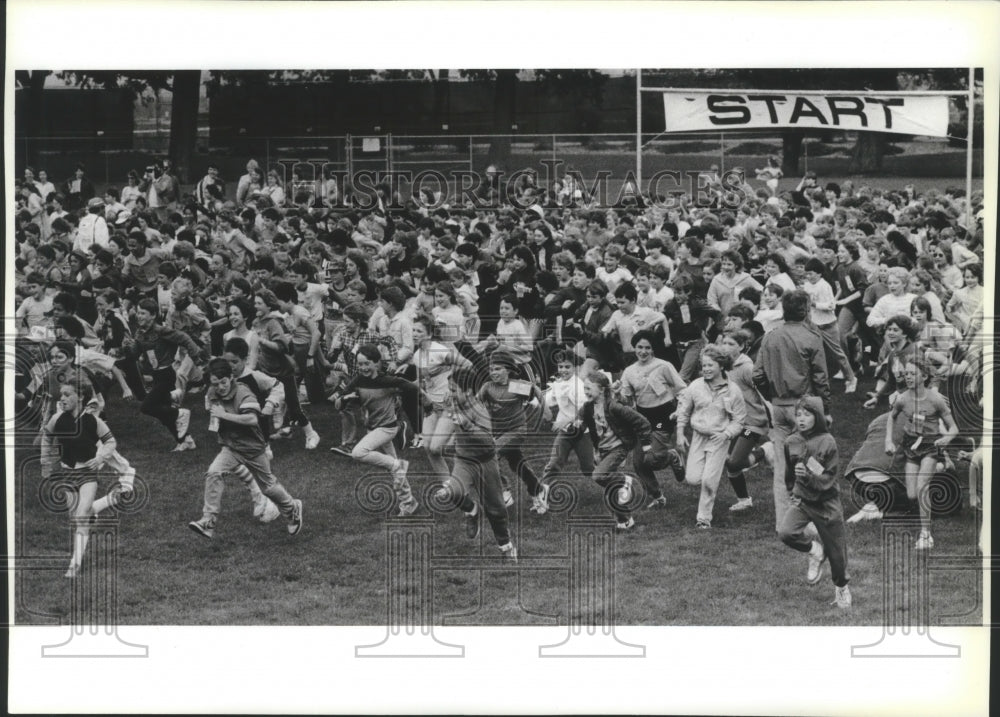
752,289,831,533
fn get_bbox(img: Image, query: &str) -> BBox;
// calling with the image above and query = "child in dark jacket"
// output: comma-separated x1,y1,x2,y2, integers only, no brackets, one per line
581,370,653,531
439,366,517,561
778,396,851,609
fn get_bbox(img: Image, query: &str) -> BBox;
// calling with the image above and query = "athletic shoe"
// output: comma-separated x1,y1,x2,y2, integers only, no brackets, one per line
616,475,634,506
464,506,481,539
502,489,514,508
833,584,853,609
915,531,934,550
845,377,858,394
846,502,883,524
260,500,280,524
729,497,754,513
175,408,191,439
668,449,686,482
499,542,518,562
616,516,636,532
304,427,320,450
64,563,80,579
832,370,844,380
647,495,668,509
410,435,424,449
530,483,551,514
695,519,711,530
188,517,215,539
329,443,355,456
286,499,303,535
397,499,420,517
807,540,826,585
271,427,293,440
252,495,267,519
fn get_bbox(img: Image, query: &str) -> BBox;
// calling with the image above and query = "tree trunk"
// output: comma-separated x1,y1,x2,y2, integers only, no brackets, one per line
488,70,517,168
849,132,887,174
168,71,201,183
781,132,803,175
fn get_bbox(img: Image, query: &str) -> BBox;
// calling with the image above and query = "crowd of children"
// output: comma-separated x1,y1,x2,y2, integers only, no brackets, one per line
14,160,988,609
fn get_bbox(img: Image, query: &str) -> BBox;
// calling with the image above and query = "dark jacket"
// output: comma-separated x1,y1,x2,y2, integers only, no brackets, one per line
582,398,652,452
783,396,840,502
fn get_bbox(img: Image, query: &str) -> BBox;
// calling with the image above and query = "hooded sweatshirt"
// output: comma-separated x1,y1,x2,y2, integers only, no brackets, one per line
783,396,840,502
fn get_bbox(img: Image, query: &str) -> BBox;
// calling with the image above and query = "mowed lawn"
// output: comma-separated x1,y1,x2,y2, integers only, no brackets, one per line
13,372,983,626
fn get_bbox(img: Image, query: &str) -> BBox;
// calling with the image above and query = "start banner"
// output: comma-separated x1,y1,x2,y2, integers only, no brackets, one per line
662,91,950,137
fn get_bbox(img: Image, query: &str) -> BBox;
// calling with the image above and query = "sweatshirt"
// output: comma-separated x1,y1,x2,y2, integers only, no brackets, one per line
783,396,840,502
675,376,747,439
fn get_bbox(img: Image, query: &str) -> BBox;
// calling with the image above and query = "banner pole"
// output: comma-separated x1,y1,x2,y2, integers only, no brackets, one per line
636,69,642,191
966,68,975,229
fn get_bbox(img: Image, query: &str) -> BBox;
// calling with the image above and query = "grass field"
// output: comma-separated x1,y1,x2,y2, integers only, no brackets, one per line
12,369,984,627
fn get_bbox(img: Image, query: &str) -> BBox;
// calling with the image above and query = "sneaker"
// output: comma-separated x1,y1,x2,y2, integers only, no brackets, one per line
397,499,419,517
616,475,634,506
846,502,883,524
272,427,293,440
502,489,514,508
668,449,686,482
833,584,853,609
729,497,754,513
499,542,518,562
64,563,80,579
844,377,858,394
695,519,711,530
806,540,826,585
188,517,215,539
832,370,844,380
175,408,191,439
616,516,636,532
531,483,551,514
260,500,280,524
287,499,303,535
464,506,481,539
647,495,668,509
410,435,424,449
329,443,355,456
915,531,934,550
304,428,320,450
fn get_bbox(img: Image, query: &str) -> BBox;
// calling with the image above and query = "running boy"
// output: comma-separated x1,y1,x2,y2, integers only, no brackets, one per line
189,359,303,539
778,397,851,609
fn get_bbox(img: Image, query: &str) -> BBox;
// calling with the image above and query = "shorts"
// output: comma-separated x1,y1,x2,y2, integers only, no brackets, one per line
51,464,101,488
901,433,938,463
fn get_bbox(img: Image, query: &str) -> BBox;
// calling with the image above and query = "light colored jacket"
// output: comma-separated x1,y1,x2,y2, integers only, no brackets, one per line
676,377,747,439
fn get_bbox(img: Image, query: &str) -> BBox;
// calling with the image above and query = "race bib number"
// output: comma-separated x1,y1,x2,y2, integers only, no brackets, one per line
508,379,532,397
806,456,825,475
146,349,159,369
845,276,854,291
680,304,691,323
912,412,926,433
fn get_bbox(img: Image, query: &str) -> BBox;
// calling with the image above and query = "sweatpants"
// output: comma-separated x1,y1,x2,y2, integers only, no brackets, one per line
444,455,511,546
778,494,850,587
142,367,182,440
494,427,543,496
203,446,296,520
592,445,631,522
684,430,730,524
